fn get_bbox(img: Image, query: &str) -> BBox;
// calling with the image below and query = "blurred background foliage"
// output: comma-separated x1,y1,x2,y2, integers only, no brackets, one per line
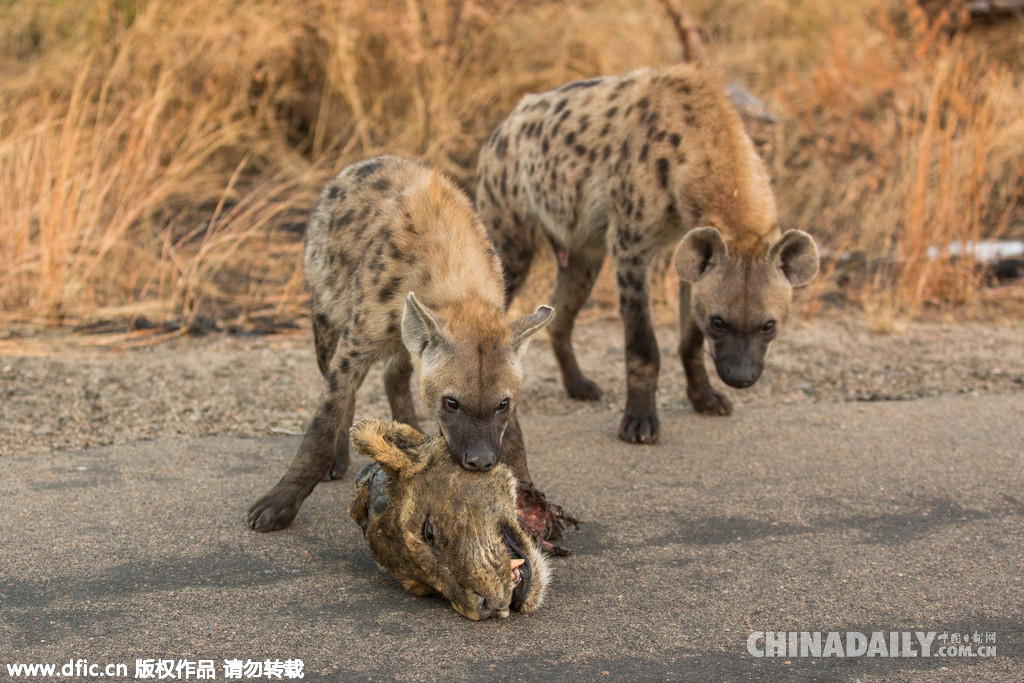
1,0,1021,333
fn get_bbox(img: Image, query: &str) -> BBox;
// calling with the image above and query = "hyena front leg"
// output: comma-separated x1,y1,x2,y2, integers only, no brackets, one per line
248,347,370,531
499,410,532,484
615,253,660,444
678,280,732,416
312,310,339,377
502,410,580,546
549,245,606,401
383,351,419,430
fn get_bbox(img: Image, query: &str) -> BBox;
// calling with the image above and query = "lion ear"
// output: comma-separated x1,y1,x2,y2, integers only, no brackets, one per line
350,419,428,477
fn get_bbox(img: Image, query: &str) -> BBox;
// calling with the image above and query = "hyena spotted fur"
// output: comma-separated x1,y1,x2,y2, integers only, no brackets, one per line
248,155,553,532
476,64,818,445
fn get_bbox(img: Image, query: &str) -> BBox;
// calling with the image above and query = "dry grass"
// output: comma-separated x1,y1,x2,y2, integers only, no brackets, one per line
774,1,1024,328
1,0,1022,335
1,0,328,329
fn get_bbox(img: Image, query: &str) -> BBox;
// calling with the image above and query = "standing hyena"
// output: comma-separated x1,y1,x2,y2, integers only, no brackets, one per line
248,155,553,532
476,64,818,445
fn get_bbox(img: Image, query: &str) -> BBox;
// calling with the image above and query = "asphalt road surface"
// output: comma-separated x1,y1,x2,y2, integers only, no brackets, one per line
2,394,1022,681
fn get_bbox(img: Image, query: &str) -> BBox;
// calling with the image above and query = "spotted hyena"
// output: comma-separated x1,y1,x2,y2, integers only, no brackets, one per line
248,155,553,532
476,63,818,445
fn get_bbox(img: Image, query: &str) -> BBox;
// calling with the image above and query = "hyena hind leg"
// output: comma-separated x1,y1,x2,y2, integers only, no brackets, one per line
549,247,606,401
384,352,419,430
484,213,538,308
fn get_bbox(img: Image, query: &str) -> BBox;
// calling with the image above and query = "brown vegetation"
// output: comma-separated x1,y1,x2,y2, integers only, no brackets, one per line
1,0,1021,334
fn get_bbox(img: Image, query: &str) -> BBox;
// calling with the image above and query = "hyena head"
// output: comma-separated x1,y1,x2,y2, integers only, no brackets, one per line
401,292,552,471
674,227,819,388
349,420,549,620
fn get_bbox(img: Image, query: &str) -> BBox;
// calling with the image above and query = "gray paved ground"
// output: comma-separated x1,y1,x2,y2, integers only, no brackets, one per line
2,394,1022,681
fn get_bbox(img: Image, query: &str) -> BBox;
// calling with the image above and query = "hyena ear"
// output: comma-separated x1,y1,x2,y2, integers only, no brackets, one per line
350,419,428,478
769,230,819,288
674,227,727,282
508,305,554,356
402,292,448,359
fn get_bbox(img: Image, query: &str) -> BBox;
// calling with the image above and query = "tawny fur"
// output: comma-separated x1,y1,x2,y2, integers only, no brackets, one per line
350,419,549,620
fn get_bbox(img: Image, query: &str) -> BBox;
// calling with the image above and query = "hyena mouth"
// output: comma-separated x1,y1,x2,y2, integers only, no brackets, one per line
502,525,532,611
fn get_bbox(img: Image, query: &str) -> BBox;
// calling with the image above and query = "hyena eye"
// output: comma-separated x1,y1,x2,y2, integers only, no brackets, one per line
709,316,727,332
422,517,435,546
761,320,776,335
496,398,510,413
443,396,459,412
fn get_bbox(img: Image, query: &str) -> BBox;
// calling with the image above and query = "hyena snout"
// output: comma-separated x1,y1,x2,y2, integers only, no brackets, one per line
441,417,503,472
456,432,499,472
718,358,763,389
461,443,498,472
712,337,767,389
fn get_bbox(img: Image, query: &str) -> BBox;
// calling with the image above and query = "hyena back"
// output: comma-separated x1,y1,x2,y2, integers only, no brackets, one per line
248,155,551,532
476,63,818,445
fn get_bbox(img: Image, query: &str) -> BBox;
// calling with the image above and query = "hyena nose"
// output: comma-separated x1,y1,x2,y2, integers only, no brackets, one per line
723,365,761,388
462,446,497,471
717,355,763,389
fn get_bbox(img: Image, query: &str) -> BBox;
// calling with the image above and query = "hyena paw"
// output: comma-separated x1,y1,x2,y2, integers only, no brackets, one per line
247,490,301,532
618,409,660,444
565,375,603,401
689,388,733,416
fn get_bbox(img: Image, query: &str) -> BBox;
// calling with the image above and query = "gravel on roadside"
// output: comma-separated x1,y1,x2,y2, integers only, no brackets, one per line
2,314,1022,457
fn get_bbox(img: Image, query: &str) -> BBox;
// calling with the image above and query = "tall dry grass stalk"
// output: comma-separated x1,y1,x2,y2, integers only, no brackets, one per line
891,50,1016,314
1,0,1021,333
776,1,1024,328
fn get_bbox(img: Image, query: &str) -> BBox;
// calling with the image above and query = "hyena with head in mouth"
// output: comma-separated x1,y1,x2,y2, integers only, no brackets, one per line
476,63,818,445
248,155,558,533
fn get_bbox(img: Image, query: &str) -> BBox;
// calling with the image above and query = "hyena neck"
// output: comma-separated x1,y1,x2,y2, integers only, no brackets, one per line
702,207,781,258
433,295,509,345
406,170,505,305
724,227,782,258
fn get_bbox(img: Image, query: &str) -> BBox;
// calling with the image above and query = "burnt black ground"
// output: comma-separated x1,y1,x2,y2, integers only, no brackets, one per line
2,395,1022,681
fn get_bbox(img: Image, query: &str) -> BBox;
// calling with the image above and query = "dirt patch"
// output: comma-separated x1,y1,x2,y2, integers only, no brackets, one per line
1,312,1022,457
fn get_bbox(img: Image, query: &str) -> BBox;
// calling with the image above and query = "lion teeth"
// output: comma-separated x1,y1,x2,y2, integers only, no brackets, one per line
510,558,525,569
